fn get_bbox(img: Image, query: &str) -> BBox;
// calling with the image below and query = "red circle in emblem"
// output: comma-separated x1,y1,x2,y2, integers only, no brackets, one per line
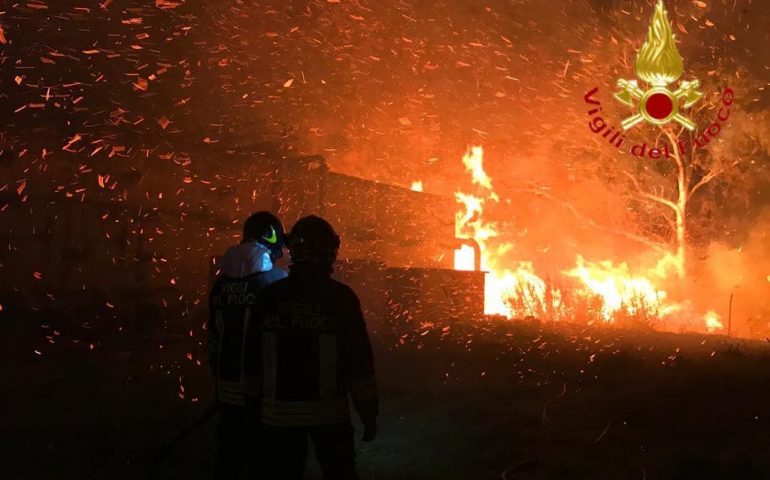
645,93,674,120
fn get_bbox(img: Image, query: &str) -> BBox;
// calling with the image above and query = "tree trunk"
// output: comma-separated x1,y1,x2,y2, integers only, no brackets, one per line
675,194,686,278
669,129,689,279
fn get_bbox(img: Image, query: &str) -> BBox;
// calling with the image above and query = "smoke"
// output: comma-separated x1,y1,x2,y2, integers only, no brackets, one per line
2,0,769,334
693,209,770,336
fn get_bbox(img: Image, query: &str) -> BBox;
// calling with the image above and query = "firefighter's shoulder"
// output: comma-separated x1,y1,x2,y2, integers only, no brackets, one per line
209,274,225,293
258,275,291,297
265,266,288,283
245,267,288,290
326,278,361,305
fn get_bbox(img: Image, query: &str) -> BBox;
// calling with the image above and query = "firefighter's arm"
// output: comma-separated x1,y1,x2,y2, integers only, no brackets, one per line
343,289,379,440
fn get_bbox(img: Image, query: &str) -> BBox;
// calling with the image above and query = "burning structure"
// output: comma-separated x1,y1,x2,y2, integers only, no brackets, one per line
215,152,487,324
0,144,486,334
3,2,770,478
1,0,769,340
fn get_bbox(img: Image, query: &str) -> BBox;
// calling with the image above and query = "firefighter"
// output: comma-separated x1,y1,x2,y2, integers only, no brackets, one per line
255,215,378,480
208,211,288,479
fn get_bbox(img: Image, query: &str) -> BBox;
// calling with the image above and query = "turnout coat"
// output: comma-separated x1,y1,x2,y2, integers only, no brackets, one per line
208,242,287,406
251,268,378,426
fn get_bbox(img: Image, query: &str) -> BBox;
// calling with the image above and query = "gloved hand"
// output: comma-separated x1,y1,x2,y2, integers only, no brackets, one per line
362,416,377,442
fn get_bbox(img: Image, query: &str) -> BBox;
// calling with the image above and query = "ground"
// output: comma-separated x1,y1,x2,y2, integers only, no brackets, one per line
4,311,770,480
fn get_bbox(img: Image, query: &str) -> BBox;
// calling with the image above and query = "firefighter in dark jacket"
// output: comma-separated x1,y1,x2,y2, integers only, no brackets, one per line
255,215,378,480
208,211,288,479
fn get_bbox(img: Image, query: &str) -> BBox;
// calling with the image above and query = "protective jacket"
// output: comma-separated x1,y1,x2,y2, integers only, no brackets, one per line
208,242,287,406
254,265,378,426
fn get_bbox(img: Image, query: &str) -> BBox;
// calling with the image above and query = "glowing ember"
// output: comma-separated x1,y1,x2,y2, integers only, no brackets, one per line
410,181,424,192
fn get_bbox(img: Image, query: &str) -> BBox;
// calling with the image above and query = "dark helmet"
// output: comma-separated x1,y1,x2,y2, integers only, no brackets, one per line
287,215,340,266
242,211,285,260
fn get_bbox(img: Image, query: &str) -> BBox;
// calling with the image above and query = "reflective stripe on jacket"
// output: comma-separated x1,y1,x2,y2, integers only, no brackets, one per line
208,242,287,406
255,271,378,426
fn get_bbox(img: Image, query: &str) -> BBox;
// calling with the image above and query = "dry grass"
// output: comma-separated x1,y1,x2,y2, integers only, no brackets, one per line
506,282,661,331
6,307,770,479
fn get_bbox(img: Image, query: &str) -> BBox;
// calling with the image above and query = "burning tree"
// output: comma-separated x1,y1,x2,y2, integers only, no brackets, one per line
610,1,754,279
623,119,732,278
451,0,768,330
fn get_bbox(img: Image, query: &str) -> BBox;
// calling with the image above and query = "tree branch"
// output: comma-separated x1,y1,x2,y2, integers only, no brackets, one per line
622,171,680,213
688,168,722,200
663,130,687,204
661,214,677,233
523,187,671,255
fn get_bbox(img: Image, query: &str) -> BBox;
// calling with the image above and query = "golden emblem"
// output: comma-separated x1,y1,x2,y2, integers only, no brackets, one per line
614,0,703,130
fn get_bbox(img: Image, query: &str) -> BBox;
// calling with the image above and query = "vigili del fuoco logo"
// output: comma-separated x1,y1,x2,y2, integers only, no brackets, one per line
583,0,734,160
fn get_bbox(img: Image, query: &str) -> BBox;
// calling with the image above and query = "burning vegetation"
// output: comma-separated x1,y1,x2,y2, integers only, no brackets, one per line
454,144,729,332
0,0,769,341
4,2,770,479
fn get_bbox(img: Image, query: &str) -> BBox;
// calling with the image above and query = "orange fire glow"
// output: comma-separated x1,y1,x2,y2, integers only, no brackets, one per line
461,146,498,200
704,311,725,333
563,256,670,321
453,145,725,333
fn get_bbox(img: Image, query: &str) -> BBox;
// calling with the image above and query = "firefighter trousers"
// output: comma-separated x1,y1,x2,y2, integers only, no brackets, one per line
261,423,359,480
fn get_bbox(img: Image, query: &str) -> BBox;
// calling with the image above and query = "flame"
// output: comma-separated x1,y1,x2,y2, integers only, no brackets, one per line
704,311,724,333
461,146,498,201
453,145,724,333
648,251,685,280
635,0,683,86
564,256,669,321
454,244,475,271
488,262,561,319
410,180,423,192
454,146,553,316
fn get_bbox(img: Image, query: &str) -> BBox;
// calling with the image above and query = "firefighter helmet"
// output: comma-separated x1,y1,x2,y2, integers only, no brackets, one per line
287,215,340,265
242,211,285,260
